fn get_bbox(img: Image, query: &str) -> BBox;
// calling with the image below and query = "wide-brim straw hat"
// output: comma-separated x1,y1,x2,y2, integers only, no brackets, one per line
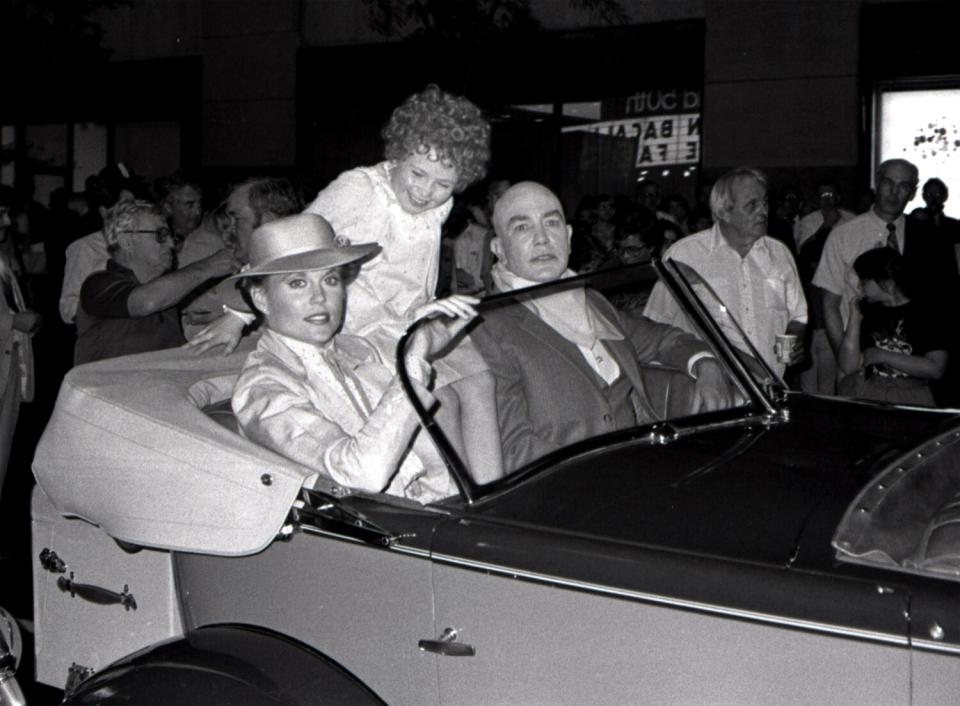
219,212,379,312
228,212,380,280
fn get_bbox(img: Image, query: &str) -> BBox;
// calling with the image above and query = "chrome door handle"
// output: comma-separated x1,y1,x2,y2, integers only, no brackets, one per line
418,627,475,657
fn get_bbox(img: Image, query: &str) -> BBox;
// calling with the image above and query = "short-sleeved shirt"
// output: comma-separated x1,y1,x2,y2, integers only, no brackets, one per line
643,224,807,373
74,260,184,365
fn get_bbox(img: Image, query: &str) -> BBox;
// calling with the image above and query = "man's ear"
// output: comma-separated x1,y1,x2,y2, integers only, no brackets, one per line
565,224,573,246
490,235,504,262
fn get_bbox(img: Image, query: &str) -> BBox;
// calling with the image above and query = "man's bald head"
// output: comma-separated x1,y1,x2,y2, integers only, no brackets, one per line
491,181,573,283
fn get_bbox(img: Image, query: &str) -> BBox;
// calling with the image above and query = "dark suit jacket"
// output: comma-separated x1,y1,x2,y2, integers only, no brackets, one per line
903,214,960,304
471,289,710,471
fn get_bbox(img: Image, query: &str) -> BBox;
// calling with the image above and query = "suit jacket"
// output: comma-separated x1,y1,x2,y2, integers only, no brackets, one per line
232,329,454,503
471,289,709,471
903,215,960,305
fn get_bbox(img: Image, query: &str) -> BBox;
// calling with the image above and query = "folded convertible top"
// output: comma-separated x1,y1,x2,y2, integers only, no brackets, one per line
32,344,337,556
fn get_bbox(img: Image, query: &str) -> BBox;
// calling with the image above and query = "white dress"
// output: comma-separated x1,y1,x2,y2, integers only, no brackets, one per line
306,162,487,384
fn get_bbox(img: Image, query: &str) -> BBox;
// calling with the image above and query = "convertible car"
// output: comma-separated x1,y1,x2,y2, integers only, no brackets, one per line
18,260,960,705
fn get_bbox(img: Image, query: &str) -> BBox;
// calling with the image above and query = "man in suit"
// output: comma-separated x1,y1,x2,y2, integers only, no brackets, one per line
471,181,734,472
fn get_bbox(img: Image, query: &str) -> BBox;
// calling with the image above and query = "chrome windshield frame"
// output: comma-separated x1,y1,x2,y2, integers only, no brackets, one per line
655,257,785,418
397,262,785,504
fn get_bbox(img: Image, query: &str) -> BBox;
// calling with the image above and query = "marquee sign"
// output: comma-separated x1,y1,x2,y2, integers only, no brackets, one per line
561,113,701,167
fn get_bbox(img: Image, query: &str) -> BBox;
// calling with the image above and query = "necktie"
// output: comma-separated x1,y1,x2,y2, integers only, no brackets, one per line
886,222,898,252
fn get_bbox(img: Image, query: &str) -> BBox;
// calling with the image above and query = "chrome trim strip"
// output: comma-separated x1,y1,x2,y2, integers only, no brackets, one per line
297,527,960,654
431,552,909,648
297,525,432,558
911,639,960,655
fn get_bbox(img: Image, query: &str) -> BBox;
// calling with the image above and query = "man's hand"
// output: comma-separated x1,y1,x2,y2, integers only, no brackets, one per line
195,249,240,279
786,338,806,366
690,358,737,412
183,312,246,355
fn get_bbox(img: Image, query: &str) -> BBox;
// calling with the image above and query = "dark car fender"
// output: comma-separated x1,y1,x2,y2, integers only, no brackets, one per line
62,624,386,706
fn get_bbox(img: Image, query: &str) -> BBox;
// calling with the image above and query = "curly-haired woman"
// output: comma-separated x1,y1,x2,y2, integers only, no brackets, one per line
304,85,503,483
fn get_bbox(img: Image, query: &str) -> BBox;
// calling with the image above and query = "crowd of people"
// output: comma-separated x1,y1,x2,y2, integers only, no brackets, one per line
1,83,959,503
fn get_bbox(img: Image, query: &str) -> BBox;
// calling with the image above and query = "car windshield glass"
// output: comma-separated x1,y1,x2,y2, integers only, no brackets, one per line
398,261,779,500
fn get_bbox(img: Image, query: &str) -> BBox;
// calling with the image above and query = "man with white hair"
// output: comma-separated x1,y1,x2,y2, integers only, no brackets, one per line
74,200,237,364
644,166,807,375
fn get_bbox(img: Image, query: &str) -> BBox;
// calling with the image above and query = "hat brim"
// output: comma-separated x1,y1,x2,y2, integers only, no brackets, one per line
227,242,381,281
219,243,380,313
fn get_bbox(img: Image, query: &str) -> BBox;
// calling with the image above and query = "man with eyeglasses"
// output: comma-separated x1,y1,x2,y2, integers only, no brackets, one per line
74,200,238,365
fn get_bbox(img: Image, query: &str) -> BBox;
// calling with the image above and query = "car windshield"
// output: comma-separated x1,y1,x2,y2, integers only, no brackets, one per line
398,260,785,501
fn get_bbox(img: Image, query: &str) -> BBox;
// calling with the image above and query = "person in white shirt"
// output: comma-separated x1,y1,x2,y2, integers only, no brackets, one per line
813,159,919,357
796,180,856,250
644,167,807,375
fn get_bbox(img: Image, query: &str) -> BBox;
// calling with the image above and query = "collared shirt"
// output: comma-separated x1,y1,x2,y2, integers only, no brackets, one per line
812,209,905,328
60,230,109,324
644,224,807,373
492,265,625,384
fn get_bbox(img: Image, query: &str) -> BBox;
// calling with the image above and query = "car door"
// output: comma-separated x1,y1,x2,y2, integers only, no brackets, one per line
429,518,913,705
905,577,960,704
176,492,447,706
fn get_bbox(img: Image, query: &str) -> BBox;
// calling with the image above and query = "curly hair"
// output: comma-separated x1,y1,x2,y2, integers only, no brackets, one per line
382,85,491,192
104,199,163,253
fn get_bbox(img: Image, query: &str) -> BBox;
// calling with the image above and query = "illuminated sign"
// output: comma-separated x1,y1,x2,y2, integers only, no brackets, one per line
561,113,700,166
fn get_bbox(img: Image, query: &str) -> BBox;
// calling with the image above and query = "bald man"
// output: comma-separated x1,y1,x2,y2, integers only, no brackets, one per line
471,181,734,471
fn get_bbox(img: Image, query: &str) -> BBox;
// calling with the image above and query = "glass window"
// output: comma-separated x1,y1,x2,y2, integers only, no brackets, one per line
877,85,960,218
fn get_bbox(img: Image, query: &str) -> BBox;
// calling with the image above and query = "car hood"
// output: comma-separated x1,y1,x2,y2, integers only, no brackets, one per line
472,394,958,568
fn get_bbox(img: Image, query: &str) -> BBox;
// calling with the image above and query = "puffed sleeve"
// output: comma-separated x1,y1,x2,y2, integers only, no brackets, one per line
304,169,381,245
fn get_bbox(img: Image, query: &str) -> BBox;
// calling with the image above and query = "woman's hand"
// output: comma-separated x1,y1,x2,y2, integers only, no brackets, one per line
183,313,246,355
412,294,479,323
408,295,480,362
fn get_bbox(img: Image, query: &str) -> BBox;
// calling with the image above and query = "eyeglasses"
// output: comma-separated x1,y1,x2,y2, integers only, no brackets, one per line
121,227,173,243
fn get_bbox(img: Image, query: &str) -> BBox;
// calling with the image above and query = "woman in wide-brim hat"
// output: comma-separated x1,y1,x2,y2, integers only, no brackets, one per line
231,212,476,502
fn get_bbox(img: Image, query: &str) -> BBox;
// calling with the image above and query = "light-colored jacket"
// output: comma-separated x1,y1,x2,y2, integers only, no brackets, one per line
232,329,455,503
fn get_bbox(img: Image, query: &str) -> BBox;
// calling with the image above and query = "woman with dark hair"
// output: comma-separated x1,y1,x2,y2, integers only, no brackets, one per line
838,247,947,406
304,85,502,482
